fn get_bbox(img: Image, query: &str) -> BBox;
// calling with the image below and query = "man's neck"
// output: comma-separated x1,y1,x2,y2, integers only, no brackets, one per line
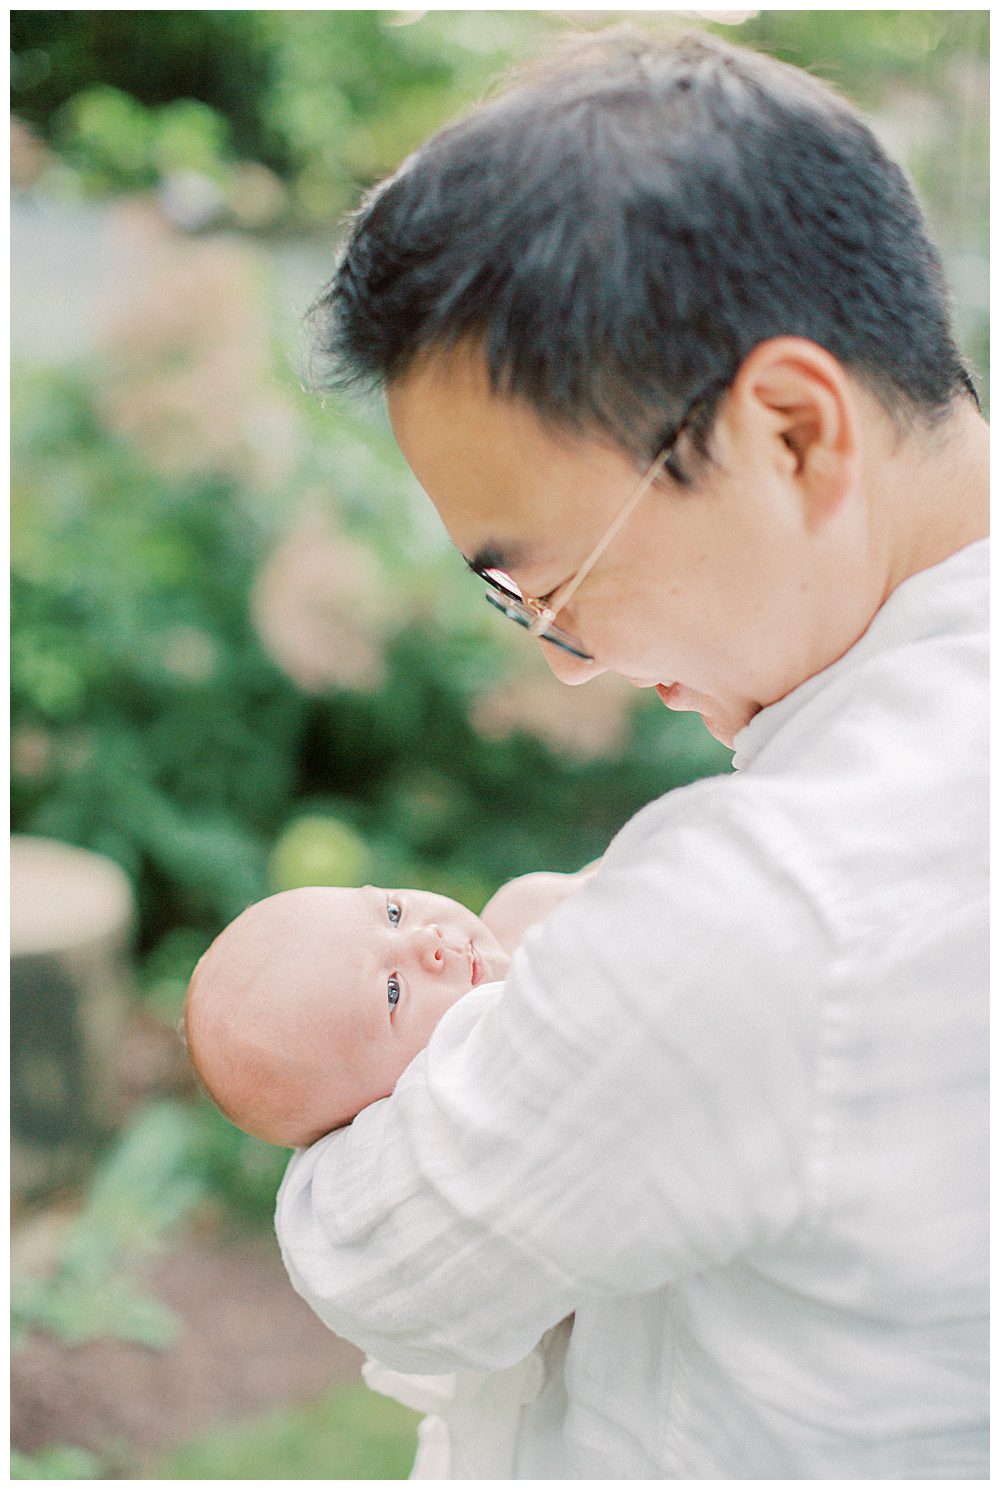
876,400,989,603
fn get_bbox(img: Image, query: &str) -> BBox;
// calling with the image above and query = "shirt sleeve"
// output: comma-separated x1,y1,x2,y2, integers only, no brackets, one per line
275,780,823,1374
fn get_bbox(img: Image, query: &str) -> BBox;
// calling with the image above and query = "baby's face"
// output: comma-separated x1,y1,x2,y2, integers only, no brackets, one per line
318,883,508,1074
186,884,509,1146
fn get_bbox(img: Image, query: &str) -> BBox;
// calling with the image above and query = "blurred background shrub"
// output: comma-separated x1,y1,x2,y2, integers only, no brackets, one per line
10,8,988,1480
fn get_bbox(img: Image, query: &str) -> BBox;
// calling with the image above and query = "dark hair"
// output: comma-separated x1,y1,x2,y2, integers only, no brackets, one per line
308,27,978,476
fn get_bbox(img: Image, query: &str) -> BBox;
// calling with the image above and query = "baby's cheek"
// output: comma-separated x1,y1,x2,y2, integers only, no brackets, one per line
386,1030,425,1085
406,982,466,1062
329,1022,397,1113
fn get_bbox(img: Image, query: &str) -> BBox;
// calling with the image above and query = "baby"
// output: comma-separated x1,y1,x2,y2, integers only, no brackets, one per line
184,871,594,1147
184,882,516,1148
184,872,591,1479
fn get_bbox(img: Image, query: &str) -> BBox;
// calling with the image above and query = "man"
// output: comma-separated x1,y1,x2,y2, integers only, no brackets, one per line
277,30,987,1478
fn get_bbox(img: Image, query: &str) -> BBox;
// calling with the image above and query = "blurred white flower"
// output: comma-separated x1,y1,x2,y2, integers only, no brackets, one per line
226,162,289,230
11,726,52,780
157,169,227,231
471,648,635,760
251,501,399,693
97,210,301,489
10,115,50,191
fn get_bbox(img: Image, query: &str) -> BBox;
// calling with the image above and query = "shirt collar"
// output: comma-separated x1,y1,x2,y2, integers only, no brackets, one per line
731,538,989,771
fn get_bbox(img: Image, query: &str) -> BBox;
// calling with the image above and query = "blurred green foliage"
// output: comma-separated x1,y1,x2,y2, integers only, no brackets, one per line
11,1445,104,1480
11,368,303,940
156,1380,419,1480
11,10,987,387
742,10,986,96
11,10,552,222
11,1104,205,1350
187,1102,291,1227
56,87,234,195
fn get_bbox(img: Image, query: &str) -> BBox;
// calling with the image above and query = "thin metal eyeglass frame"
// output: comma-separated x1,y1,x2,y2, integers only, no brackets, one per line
482,588,595,659
470,400,699,661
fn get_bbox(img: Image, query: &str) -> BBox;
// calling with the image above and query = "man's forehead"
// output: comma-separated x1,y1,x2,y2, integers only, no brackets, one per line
388,353,633,577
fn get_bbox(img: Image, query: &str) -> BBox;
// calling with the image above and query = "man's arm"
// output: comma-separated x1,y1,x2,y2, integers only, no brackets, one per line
276,786,817,1374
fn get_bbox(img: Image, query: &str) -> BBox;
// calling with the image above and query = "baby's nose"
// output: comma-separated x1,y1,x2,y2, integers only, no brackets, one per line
413,924,446,973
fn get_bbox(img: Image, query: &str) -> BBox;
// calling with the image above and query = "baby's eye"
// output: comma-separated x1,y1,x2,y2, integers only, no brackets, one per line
387,976,401,1010
386,898,402,926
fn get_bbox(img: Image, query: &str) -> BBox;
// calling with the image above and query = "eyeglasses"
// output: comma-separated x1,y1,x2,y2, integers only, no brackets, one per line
467,399,700,662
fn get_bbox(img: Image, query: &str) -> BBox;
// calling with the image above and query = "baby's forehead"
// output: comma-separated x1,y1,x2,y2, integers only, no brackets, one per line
199,893,371,1027
230,885,368,940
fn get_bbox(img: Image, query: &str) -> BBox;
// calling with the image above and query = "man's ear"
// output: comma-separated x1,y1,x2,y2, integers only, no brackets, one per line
724,337,859,528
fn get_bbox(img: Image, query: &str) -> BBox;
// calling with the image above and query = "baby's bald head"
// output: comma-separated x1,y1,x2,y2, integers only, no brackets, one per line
184,890,368,1146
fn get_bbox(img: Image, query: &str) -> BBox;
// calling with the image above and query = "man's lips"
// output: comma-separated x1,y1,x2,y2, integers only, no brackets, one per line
625,676,702,712
656,682,684,707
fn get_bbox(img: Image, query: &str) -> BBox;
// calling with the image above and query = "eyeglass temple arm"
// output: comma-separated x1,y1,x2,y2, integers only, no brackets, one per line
527,444,673,636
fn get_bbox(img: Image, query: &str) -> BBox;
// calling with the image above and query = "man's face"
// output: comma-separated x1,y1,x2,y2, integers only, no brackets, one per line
387,348,856,747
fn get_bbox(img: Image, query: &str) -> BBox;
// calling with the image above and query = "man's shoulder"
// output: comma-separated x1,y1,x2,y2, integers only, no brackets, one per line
567,773,832,978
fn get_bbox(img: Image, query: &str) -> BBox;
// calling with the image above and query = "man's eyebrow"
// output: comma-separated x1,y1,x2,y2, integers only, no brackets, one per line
464,541,530,575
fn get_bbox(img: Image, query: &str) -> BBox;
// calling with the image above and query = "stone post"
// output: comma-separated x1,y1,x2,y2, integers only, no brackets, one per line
11,836,135,1199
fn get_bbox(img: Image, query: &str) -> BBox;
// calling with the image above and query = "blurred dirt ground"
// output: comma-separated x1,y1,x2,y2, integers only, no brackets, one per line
11,1229,365,1477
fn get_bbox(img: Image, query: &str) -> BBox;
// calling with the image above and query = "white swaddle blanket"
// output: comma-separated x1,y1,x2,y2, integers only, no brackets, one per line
363,1322,568,1479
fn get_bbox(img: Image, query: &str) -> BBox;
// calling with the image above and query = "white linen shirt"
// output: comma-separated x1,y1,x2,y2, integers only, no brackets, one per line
276,539,988,1479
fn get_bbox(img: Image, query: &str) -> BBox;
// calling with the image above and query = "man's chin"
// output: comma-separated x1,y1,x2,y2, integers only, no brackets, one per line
655,683,755,749
699,715,738,749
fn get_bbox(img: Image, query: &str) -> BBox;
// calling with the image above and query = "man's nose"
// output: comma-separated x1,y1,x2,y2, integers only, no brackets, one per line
411,924,446,973
538,638,604,686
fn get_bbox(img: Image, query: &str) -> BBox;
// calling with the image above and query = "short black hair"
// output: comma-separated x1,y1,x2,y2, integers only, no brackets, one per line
308,27,978,474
